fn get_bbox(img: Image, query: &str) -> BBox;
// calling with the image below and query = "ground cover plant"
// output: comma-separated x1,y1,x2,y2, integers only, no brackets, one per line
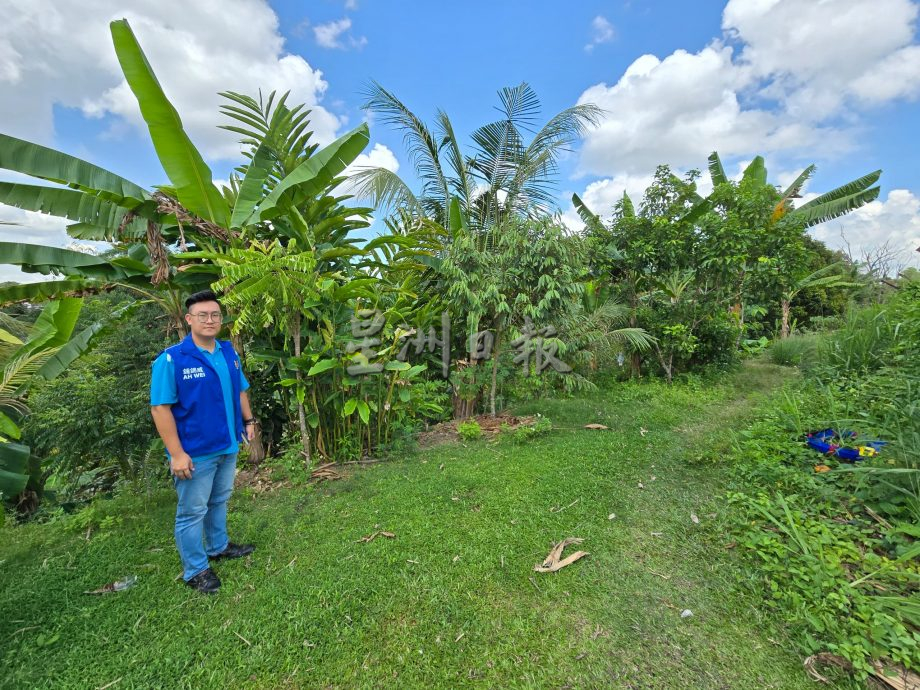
0,13,916,690
1,362,840,689
721,280,920,681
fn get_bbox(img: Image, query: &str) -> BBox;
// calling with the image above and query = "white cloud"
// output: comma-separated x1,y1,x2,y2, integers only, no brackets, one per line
0,0,343,160
346,143,399,176
809,189,920,269
577,0,920,178
338,143,399,197
561,173,654,231
585,16,616,52
313,17,367,50
724,0,920,116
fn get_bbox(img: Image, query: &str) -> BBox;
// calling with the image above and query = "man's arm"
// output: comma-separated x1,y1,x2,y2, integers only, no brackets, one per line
240,391,255,441
151,405,194,479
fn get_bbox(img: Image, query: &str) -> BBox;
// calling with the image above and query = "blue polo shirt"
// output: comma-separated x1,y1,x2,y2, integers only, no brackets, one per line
151,340,250,461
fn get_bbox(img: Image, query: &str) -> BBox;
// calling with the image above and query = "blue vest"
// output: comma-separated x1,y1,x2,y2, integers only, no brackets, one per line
162,335,244,458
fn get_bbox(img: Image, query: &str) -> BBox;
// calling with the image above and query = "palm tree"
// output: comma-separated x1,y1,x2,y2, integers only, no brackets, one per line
350,82,603,240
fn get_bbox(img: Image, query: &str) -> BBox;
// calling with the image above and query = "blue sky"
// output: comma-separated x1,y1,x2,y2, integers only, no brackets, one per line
1,0,919,280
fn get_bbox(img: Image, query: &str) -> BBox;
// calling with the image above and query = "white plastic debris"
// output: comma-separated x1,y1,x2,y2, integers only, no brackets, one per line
680,609,693,618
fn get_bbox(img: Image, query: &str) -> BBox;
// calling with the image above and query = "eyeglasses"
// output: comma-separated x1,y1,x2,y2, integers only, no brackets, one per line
191,312,223,323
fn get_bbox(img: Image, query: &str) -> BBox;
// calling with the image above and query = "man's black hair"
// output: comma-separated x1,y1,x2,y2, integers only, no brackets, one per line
185,290,221,312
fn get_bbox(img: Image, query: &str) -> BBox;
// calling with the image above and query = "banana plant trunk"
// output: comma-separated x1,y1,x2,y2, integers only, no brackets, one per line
292,311,311,463
780,299,791,339
489,329,502,417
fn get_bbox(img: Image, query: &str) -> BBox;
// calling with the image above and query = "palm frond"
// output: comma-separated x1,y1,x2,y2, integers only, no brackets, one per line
363,82,449,208
347,167,421,215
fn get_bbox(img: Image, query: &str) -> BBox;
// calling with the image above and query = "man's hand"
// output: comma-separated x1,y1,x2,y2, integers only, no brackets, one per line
170,452,195,480
246,423,256,442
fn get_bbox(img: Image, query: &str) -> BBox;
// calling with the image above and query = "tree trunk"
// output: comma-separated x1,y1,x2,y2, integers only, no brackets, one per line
292,311,311,463
489,330,501,417
780,299,791,339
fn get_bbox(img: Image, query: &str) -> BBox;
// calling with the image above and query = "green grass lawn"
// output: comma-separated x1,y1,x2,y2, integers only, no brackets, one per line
1,363,845,689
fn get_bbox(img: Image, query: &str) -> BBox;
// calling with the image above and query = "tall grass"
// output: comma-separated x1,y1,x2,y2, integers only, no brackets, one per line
768,334,822,370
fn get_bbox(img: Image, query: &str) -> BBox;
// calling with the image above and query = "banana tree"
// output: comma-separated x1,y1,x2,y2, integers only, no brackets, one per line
778,262,859,338
0,298,135,509
0,19,369,313
682,152,881,228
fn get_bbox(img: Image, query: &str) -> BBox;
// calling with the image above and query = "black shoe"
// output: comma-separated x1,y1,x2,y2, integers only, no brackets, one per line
211,542,255,561
186,567,221,594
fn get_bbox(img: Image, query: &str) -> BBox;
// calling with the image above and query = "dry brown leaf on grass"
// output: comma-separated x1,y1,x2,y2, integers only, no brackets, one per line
310,462,342,483
804,653,920,689
357,531,396,543
583,424,609,430
534,538,589,573
871,662,920,690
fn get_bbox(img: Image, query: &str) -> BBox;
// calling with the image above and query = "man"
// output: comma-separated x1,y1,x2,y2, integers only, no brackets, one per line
150,290,256,594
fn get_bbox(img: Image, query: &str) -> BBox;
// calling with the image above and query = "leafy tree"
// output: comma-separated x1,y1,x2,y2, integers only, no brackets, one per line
352,83,603,234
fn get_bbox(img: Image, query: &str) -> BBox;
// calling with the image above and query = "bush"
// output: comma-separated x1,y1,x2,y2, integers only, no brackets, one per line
768,334,821,369
457,420,482,441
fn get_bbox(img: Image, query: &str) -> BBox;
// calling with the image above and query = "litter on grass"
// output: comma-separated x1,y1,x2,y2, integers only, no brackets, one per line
83,575,137,595
806,429,885,462
534,538,589,573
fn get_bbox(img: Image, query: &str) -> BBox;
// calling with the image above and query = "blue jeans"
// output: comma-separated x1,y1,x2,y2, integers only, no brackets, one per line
173,452,237,580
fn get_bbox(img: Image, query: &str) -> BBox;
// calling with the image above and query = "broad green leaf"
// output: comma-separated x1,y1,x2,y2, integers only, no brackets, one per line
0,133,148,208
0,242,146,281
384,360,411,371
36,302,137,381
67,219,147,242
448,196,468,235
0,411,21,440
0,442,30,498
621,191,635,218
771,165,816,223
398,388,410,403
708,151,728,186
258,123,370,220
230,141,274,228
0,278,98,306
741,156,767,187
343,398,357,416
306,412,319,428
110,19,229,227
22,298,82,357
572,193,604,232
0,328,22,345
307,359,337,376
356,400,370,424
798,169,882,208
0,182,138,230
790,187,881,228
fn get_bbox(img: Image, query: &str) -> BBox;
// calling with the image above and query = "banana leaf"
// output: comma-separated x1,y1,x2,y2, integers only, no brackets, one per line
110,19,229,228
0,133,148,208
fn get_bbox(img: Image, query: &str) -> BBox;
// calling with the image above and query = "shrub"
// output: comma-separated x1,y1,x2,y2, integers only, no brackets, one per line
457,420,482,441
768,334,821,369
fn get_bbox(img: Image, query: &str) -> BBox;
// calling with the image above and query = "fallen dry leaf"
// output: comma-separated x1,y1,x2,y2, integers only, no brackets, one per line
690,513,700,524
637,482,645,489
640,427,648,437
583,423,609,430
534,538,589,573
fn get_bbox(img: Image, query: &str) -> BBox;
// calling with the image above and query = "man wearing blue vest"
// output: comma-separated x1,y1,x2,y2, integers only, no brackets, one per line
150,290,256,594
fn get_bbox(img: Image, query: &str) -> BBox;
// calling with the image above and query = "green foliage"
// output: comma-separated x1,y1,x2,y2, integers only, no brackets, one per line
724,283,920,674
457,419,482,441
508,414,553,444
768,334,821,369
